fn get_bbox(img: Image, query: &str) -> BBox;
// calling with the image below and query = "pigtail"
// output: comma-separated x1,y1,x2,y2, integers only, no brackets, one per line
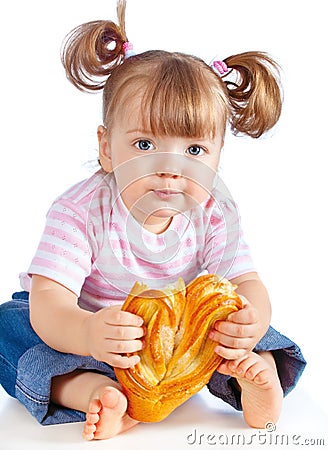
223,52,282,138
61,0,128,92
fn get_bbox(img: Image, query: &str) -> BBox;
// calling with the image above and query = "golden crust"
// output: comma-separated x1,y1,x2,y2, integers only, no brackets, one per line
114,274,243,422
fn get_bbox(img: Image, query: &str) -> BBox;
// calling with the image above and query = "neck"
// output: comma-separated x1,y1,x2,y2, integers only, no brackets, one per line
142,217,173,234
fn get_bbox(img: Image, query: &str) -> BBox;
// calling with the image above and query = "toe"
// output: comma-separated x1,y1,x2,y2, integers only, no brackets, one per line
86,411,99,424
82,432,95,441
88,398,102,414
253,368,273,387
84,423,96,434
82,386,136,440
231,353,274,381
217,361,234,376
244,361,263,381
82,422,97,441
100,387,126,413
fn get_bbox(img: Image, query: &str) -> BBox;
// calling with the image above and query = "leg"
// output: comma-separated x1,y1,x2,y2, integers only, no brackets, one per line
0,295,42,397
218,351,283,428
51,370,139,440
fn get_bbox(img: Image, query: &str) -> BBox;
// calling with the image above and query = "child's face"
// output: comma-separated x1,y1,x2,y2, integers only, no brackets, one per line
99,99,224,234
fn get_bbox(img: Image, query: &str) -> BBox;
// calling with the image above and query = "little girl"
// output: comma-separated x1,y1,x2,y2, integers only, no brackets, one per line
0,0,305,441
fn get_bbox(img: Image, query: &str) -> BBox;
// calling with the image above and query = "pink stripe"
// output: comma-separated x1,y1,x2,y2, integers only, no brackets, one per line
68,177,96,201
97,253,193,277
29,257,84,286
79,297,124,312
109,239,130,250
71,173,110,203
208,255,255,276
82,280,131,300
88,202,110,215
43,226,89,251
48,210,85,228
36,241,90,272
82,280,109,297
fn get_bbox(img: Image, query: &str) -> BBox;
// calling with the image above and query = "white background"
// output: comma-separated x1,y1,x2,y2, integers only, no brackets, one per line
0,0,327,416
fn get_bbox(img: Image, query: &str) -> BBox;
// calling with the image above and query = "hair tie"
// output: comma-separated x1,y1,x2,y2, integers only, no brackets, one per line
123,42,136,59
211,60,229,76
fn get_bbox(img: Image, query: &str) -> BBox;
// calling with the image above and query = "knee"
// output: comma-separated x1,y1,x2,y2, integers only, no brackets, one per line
0,299,43,397
0,299,42,358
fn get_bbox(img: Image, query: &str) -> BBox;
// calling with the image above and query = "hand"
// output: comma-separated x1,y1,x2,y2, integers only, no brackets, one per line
83,305,145,368
209,296,261,360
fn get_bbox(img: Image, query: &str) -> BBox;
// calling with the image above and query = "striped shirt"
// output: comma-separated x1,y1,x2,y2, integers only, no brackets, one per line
19,169,255,312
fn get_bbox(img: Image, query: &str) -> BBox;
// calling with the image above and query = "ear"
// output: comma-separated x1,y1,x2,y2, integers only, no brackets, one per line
97,125,112,172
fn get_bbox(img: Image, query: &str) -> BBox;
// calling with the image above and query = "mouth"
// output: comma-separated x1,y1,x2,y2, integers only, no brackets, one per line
152,189,183,199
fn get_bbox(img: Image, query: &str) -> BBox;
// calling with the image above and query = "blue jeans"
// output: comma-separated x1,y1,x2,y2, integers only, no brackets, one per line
0,292,306,425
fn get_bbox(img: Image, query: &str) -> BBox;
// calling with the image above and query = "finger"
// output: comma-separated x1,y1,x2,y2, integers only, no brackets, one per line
213,332,253,350
237,294,250,307
104,338,144,354
214,345,248,360
104,324,145,340
217,355,249,376
210,330,251,348
222,306,259,325
228,354,257,375
106,353,141,369
104,308,144,327
216,360,233,376
212,321,258,339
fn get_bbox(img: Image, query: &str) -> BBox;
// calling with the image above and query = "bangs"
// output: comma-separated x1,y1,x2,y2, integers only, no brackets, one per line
106,51,228,139
140,55,227,139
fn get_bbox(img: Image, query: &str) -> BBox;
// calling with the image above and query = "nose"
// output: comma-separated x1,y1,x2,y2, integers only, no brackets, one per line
155,154,183,178
156,170,181,178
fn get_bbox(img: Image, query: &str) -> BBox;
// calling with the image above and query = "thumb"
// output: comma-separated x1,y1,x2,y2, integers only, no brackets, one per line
238,294,250,308
226,294,249,321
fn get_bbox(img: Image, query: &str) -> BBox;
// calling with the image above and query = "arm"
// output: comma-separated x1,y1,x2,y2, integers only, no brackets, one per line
209,271,271,359
233,271,271,337
29,274,144,368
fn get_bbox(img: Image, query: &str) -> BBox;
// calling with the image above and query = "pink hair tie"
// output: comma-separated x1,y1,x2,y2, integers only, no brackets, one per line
123,41,135,59
211,60,229,76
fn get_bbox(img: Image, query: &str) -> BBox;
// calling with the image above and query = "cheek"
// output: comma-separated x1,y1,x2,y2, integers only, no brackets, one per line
182,153,219,192
116,177,146,206
184,160,218,199
186,180,212,203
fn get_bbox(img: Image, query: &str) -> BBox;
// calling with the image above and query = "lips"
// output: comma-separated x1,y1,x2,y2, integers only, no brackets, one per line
153,189,182,199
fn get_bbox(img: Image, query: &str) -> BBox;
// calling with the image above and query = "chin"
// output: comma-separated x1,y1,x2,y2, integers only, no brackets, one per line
149,208,179,218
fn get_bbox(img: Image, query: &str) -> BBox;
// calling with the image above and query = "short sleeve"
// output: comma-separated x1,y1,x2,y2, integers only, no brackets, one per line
202,196,256,280
26,198,92,296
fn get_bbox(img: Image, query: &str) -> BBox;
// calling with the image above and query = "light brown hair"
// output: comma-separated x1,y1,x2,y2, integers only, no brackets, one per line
61,0,282,139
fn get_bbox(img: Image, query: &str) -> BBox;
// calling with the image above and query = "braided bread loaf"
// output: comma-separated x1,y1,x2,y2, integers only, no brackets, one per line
114,274,242,422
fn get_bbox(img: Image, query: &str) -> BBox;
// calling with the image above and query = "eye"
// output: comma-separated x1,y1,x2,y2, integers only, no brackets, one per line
186,145,205,156
134,140,155,151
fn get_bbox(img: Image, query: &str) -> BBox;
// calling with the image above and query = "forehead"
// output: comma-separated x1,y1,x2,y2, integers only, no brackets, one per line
116,93,149,130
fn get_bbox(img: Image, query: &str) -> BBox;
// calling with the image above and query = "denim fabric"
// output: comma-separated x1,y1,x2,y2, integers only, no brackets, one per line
16,344,117,424
0,292,42,397
0,292,306,424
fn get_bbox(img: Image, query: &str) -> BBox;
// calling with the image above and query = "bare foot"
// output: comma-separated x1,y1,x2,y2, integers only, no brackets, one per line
218,352,283,428
82,385,139,440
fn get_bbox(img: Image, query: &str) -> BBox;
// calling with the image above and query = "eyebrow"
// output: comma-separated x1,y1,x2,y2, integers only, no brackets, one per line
126,129,153,135
126,129,216,143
